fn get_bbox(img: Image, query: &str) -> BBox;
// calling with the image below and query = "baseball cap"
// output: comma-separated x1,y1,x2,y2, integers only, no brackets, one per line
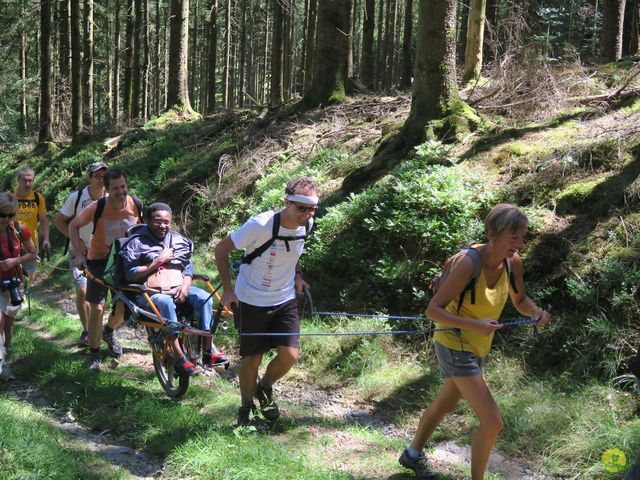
88,162,108,175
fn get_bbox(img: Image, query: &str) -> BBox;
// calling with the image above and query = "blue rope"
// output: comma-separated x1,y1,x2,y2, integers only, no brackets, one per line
314,311,429,321
215,317,538,337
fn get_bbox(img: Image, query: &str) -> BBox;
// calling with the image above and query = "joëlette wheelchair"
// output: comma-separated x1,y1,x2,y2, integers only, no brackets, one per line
85,268,232,398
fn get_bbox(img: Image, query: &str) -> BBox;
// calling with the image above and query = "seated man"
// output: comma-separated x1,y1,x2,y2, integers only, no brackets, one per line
120,202,227,375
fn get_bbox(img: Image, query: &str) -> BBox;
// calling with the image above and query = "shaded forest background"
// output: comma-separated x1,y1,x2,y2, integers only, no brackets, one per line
1,0,639,146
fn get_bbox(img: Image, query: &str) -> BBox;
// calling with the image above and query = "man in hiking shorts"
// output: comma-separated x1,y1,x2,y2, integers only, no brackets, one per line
14,167,50,284
215,177,319,428
54,162,108,347
69,168,142,371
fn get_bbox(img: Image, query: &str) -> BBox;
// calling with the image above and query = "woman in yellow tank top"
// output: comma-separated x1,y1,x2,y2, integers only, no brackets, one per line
399,204,551,480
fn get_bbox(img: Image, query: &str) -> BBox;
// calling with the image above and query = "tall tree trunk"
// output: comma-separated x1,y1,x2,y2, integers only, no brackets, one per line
262,3,269,104
238,0,247,106
142,0,150,119
302,0,349,109
374,0,383,88
222,0,235,108
399,0,412,89
361,0,375,89
39,0,54,142
484,0,499,63
382,0,394,89
132,0,142,119
246,5,256,103
105,0,113,122
154,0,161,114
167,0,193,110
283,0,293,100
629,0,640,55
82,0,94,131
20,0,28,133
303,0,317,94
270,0,284,106
340,0,464,195
601,0,626,61
113,0,122,123
71,0,83,136
59,0,71,130
401,0,460,144
190,0,199,110
457,0,470,62
346,0,354,78
462,0,487,83
123,0,135,120
206,0,218,112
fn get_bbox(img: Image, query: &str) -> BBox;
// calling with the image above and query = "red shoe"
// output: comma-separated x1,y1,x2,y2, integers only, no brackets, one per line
176,358,202,376
203,352,229,369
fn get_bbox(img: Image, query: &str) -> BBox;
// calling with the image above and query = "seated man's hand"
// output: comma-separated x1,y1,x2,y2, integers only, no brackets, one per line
157,247,174,265
174,283,189,303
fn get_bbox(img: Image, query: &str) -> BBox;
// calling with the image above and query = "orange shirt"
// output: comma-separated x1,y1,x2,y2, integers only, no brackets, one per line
78,197,140,260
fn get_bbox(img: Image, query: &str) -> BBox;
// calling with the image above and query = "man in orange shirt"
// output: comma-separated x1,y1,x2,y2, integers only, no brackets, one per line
15,167,50,284
69,168,142,371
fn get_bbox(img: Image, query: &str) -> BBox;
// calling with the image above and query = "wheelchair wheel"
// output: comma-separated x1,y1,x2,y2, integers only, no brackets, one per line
146,327,189,398
298,287,314,320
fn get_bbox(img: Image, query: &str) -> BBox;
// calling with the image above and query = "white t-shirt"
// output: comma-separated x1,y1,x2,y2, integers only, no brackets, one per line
231,210,312,307
60,187,99,254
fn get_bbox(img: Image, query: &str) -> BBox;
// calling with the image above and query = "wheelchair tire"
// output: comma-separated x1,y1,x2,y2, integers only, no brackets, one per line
298,287,314,320
147,327,190,398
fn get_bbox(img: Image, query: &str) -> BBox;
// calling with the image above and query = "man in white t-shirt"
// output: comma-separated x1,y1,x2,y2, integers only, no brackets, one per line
54,162,107,346
215,177,319,428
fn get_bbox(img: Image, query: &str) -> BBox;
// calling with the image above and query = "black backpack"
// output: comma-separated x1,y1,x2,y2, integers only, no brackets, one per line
103,224,147,288
241,211,313,265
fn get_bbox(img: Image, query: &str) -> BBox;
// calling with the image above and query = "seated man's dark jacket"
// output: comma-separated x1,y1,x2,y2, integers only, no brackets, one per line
120,225,194,283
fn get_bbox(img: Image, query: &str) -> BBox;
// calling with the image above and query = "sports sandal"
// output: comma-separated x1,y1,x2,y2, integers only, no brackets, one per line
176,358,202,376
203,352,230,369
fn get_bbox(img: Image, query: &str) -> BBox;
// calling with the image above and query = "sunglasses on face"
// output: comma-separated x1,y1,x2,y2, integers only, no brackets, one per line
0,212,16,218
289,201,317,213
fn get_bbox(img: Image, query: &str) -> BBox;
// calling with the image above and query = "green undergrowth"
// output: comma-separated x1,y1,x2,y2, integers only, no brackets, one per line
0,395,129,480
3,299,637,478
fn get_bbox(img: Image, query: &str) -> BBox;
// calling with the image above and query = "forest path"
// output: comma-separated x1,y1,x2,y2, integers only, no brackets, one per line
5,286,550,479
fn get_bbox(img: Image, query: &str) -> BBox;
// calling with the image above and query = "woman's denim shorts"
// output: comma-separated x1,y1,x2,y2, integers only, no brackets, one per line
434,342,485,379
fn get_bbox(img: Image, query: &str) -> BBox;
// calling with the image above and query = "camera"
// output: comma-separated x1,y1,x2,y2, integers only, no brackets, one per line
1,277,23,306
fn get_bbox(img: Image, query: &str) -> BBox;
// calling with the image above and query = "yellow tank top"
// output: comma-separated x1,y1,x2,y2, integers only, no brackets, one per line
433,266,510,357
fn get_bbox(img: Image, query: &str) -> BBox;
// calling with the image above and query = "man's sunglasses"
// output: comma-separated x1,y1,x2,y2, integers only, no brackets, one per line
289,201,317,213
0,212,16,218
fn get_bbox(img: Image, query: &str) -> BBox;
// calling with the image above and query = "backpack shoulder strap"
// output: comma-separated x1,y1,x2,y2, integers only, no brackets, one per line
503,257,519,293
92,197,108,235
73,186,86,217
455,246,483,313
131,196,144,224
242,212,281,265
33,192,41,208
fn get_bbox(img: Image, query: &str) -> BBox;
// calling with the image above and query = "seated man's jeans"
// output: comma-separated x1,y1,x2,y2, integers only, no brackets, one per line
137,286,213,330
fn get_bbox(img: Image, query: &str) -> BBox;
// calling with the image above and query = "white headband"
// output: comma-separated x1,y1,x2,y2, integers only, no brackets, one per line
286,194,319,205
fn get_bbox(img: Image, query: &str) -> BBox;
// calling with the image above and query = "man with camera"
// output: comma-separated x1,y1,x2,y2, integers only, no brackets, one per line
0,192,37,381
54,162,108,347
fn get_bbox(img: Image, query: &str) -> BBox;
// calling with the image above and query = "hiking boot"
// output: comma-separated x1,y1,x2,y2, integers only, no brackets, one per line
255,380,280,422
87,351,101,371
78,330,89,348
203,351,230,369
102,326,123,357
0,363,15,382
236,404,269,430
399,448,438,480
